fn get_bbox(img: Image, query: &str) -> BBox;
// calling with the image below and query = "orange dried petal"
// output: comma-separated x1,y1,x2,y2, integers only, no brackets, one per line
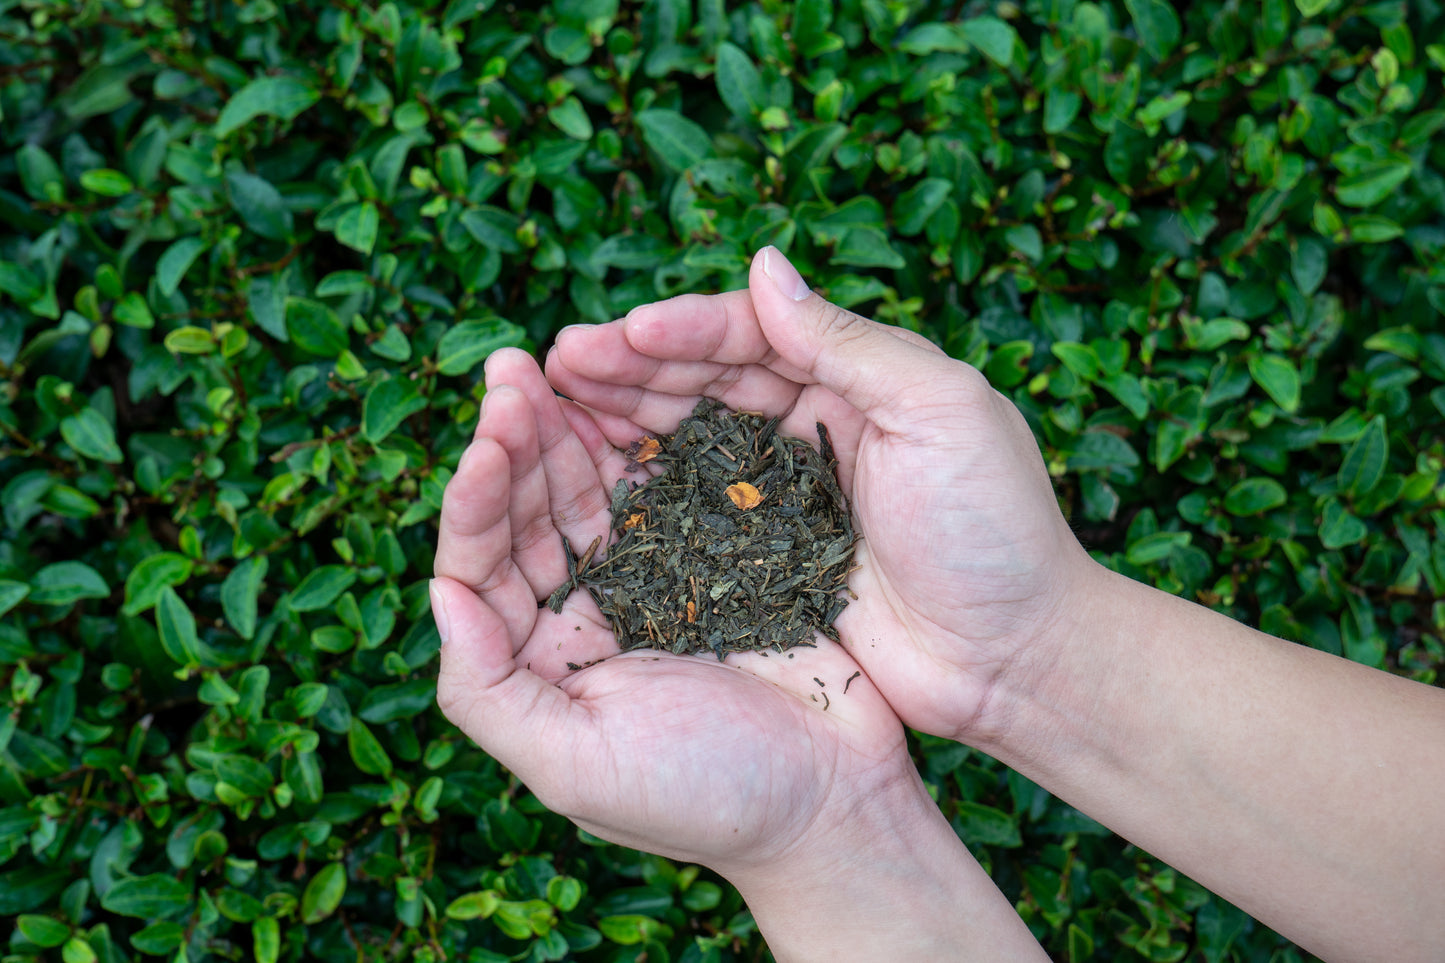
726,482,763,510
623,512,647,530
634,437,662,463
686,600,697,623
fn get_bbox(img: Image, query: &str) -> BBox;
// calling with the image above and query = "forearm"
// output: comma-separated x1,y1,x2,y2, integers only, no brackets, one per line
727,768,1048,962
983,563,1445,962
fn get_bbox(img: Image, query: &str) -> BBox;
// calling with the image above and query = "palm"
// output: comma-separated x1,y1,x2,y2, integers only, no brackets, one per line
545,286,1085,741
433,350,911,872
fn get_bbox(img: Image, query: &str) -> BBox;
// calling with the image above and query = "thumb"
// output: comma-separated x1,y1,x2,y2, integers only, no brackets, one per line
749,246,957,430
431,576,574,788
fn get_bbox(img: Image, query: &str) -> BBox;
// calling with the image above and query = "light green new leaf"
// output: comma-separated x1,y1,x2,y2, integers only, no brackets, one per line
16,915,70,948
79,169,134,197
60,409,123,463
300,863,347,924
215,76,321,137
253,918,279,963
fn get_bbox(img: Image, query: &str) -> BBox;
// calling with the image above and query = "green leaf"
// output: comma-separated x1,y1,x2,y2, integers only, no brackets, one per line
156,237,206,298
1347,215,1403,243
253,917,279,963
362,376,427,443
1294,0,1331,15
335,201,379,255
347,719,393,776
358,679,436,723
1248,353,1301,412
129,922,184,955
17,144,64,200
60,408,124,463
436,318,526,376
226,170,293,241
300,863,347,924
113,291,155,329
1336,161,1412,208
959,16,1018,67
893,178,952,237
215,754,275,797
291,565,357,612
1123,0,1181,60
156,586,202,665
547,96,594,140
1126,531,1192,565
215,75,321,138
636,109,712,171
285,298,348,357
714,42,763,118
0,261,43,302
1338,415,1387,498
30,562,109,606
447,891,501,920
0,579,30,619
99,874,191,920
1319,498,1368,549
831,227,905,268
1223,478,1288,515
122,553,194,616
17,915,71,948
79,169,134,197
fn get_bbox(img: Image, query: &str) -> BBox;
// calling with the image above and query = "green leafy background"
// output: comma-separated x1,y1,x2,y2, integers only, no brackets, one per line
2,0,1442,960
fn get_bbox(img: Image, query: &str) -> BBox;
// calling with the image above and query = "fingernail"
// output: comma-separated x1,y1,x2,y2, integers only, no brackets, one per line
429,580,451,646
762,246,810,301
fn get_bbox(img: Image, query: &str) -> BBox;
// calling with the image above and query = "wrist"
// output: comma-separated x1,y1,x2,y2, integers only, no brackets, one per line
723,764,1044,962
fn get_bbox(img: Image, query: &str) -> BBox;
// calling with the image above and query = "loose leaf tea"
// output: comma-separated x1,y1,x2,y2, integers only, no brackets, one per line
548,400,857,659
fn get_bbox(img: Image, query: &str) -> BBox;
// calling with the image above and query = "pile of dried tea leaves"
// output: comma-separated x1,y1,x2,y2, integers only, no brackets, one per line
548,400,857,659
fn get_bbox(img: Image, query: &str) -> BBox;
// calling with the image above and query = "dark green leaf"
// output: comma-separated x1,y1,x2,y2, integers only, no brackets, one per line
156,237,206,298
215,76,321,137
1223,478,1288,515
300,863,347,924
1338,416,1387,498
122,553,194,616
290,565,357,612
99,875,191,920
959,16,1018,67
358,679,437,723
1247,354,1301,412
714,42,763,118
285,298,348,357
347,719,392,776
60,409,124,463
30,561,109,606
636,109,712,171
156,586,202,665
335,202,379,255
363,376,428,443
436,319,526,376
227,170,293,241
1123,0,1181,60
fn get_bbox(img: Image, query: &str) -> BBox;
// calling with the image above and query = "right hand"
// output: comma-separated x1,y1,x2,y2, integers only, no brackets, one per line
545,246,1097,747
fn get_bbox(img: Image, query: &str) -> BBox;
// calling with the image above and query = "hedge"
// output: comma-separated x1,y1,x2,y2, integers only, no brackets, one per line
1,0,1442,961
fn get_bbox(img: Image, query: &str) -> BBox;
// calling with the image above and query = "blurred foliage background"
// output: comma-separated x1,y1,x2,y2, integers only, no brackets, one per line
2,0,1443,960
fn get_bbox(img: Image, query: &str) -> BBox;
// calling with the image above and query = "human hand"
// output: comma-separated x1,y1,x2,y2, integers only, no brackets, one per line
544,247,1095,748
430,348,938,882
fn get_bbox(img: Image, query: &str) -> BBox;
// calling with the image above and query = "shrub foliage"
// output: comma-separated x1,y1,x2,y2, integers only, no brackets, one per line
2,0,1442,960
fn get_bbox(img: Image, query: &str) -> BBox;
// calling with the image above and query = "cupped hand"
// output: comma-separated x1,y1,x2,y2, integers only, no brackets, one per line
431,348,926,878
544,247,1094,747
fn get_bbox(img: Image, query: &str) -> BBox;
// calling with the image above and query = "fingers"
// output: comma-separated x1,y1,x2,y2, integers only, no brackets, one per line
432,576,576,793
548,319,806,432
434,438,544,650
482,350,617,594
749,246,962,434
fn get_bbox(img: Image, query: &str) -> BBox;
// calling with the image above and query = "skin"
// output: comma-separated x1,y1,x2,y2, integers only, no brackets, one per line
437,246,1445,962
431,353,1046,959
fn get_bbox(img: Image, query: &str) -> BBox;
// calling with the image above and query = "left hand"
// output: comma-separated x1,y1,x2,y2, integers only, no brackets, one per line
430,348,920,878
